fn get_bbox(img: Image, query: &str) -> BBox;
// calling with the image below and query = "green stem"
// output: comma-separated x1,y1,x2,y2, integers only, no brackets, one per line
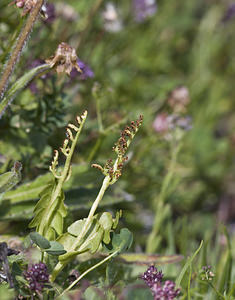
51,174,111,281
0,0,45,100
146,142,181,253
209,283,226,300
155,142,181,206
87,135,104,162
95,93,103,133
51,157,120,281
57,250,119,298
41,251,44,263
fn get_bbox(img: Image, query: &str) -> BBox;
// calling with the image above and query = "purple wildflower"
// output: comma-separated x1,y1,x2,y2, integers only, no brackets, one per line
43,3,56,24
70,59,94,80
152,280,180,300
153,113,192,136
141,265,164,288
141,266,180,300
133,0,157,23
152,113,169,134
24,262,49,293
222,3,235,23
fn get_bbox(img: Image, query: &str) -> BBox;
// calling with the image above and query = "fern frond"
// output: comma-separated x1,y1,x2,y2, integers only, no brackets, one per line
29,111,88,240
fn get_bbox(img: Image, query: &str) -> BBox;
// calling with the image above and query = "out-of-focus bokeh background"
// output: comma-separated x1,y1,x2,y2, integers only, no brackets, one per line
0,0,235,297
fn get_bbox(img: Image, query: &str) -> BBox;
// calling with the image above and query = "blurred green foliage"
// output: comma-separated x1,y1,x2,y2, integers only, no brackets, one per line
0,0,235,298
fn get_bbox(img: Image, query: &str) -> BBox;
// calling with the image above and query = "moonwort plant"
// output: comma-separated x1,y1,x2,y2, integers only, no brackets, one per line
0,112,143,298
26,113,142,294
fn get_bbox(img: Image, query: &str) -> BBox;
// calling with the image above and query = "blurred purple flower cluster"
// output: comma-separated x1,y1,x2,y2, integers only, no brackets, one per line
24,262,49,293
43,3,56,24
133,0,157,22
153,114,192,134
152,86,192,140
141,266,180,300
222,3,235,23
70,59,94,80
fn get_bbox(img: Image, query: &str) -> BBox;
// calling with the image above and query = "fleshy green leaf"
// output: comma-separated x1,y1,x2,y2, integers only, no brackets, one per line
58,211,122,263
112,228,133,254
103,228,133,257
45,241,66,256
29,232,50,249
58,218,104,262
28,181,67,239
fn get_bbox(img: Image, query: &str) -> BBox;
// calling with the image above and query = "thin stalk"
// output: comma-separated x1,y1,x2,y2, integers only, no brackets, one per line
51,173,112,281
146,142,181,253
57,250,119,298
0,0,44,99
87,135,104,162
95,91,103,132
155,142,181,206
51,158,119,281
209,283,225,300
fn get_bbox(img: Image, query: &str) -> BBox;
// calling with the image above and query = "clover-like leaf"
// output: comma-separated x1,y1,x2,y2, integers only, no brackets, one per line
57,211,122,264
104,228,133,256
58,218,104,262
29,232,50,249
96,211,122,244
45,241,66,256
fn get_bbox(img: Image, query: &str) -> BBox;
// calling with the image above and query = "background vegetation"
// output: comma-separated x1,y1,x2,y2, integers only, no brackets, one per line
0,0,235,299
